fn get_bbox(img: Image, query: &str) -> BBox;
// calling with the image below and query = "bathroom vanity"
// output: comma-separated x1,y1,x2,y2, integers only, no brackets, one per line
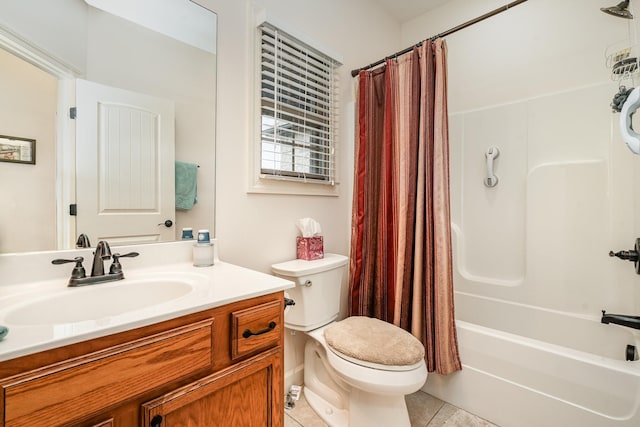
0,242,293,426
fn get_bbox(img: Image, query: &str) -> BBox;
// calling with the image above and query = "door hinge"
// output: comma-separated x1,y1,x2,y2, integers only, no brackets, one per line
69,204,77,216
69,107,77,119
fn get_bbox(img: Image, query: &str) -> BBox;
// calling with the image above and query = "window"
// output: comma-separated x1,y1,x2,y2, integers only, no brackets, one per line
259,23,340,185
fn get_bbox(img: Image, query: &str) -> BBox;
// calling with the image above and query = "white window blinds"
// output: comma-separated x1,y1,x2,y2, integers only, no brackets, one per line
259,23,340,184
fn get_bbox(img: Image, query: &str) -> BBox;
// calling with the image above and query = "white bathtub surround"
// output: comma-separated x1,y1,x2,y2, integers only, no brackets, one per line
406,64,640,425
0,240,294,361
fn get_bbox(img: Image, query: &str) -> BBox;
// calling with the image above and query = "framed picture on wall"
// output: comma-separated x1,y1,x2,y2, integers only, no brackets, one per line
0,135,36,165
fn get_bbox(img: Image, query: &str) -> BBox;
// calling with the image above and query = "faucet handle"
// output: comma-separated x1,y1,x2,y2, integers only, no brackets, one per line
609,250,639,261
112,252,139,261
109,252,139,275
609,238,640,274
52,257,86,279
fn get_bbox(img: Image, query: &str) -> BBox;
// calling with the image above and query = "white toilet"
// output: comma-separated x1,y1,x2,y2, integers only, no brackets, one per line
272,253,428,427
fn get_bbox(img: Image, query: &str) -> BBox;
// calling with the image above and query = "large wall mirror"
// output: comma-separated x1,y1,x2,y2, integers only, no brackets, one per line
0,0,217,254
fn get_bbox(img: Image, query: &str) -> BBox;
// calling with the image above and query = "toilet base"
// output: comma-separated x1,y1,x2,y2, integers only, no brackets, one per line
304,383,412,427
304,386,348,427
349,389,411,427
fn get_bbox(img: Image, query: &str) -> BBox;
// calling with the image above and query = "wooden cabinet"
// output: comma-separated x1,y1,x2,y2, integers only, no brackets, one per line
0,292,284,427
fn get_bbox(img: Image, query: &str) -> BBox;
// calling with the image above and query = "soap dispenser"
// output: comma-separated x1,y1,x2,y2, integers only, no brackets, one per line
192,229,214,267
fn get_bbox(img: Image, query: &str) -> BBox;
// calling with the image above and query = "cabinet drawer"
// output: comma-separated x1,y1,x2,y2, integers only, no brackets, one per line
230,300,282,360
1,319,213,427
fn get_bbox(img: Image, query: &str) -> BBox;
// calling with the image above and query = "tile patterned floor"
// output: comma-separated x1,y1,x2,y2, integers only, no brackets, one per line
285,390,497,427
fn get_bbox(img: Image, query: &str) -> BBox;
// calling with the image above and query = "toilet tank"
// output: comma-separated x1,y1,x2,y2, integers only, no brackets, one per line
272,253,348,331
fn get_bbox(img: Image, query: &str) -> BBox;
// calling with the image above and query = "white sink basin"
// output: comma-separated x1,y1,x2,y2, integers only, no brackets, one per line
5,278,194,326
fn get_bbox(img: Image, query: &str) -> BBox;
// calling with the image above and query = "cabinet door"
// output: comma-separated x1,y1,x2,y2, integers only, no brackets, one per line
142,347,283,427
1,319,213,427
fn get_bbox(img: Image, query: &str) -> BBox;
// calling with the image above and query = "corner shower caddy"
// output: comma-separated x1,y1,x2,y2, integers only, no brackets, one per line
606,41,640,80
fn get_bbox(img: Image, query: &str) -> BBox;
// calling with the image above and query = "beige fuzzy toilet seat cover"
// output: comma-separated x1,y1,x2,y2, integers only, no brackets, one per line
323,316,425,366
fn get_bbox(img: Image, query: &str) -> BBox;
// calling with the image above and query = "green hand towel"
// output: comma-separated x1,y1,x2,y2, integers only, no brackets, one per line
175,161,198,210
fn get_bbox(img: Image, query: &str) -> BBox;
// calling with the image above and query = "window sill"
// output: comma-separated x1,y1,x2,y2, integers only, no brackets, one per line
247,177,339,197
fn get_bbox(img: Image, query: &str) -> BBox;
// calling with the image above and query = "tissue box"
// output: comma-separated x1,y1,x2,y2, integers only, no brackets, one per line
296,236,324,260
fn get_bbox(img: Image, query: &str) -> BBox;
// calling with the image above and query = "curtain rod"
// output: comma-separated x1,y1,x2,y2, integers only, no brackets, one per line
350,0,528,77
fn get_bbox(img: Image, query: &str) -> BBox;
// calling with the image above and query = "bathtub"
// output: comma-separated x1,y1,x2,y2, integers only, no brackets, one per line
423,291,640,427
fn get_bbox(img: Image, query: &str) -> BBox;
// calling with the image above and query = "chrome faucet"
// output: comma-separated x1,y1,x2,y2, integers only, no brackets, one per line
91,240,112,277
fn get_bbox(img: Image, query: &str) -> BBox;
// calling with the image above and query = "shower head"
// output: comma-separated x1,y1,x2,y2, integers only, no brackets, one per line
601,0,634,19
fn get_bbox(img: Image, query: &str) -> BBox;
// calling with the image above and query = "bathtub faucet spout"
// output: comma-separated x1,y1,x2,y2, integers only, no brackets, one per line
601,310,640,330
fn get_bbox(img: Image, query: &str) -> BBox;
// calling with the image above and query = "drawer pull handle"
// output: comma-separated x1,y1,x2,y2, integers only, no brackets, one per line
151,415,163,427
243,321,277,338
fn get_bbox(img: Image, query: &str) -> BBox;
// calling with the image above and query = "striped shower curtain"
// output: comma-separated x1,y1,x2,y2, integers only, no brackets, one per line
349,39,461,375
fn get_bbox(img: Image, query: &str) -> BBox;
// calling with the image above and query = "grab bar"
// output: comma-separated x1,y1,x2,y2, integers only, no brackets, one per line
484,146,500,188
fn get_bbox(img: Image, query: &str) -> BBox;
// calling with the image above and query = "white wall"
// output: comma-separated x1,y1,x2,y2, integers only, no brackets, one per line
402,0,640,316
198,0,400,273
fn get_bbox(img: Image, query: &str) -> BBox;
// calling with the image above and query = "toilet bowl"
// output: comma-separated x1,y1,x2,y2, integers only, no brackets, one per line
272,254,428,427
306,323,428,426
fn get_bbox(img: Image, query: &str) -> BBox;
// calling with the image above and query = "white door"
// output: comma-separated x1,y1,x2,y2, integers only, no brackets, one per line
75,79,175,246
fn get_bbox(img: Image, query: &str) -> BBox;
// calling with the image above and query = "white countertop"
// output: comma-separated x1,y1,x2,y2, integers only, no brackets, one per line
0,242,295,362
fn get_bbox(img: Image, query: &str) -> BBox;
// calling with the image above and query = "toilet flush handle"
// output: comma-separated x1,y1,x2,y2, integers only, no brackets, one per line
302,280,312,287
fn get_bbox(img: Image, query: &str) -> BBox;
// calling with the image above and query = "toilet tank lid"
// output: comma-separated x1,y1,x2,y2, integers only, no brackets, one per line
272,253,348,277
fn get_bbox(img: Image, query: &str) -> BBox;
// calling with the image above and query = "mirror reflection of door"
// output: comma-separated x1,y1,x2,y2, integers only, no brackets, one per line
75,79,175,246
